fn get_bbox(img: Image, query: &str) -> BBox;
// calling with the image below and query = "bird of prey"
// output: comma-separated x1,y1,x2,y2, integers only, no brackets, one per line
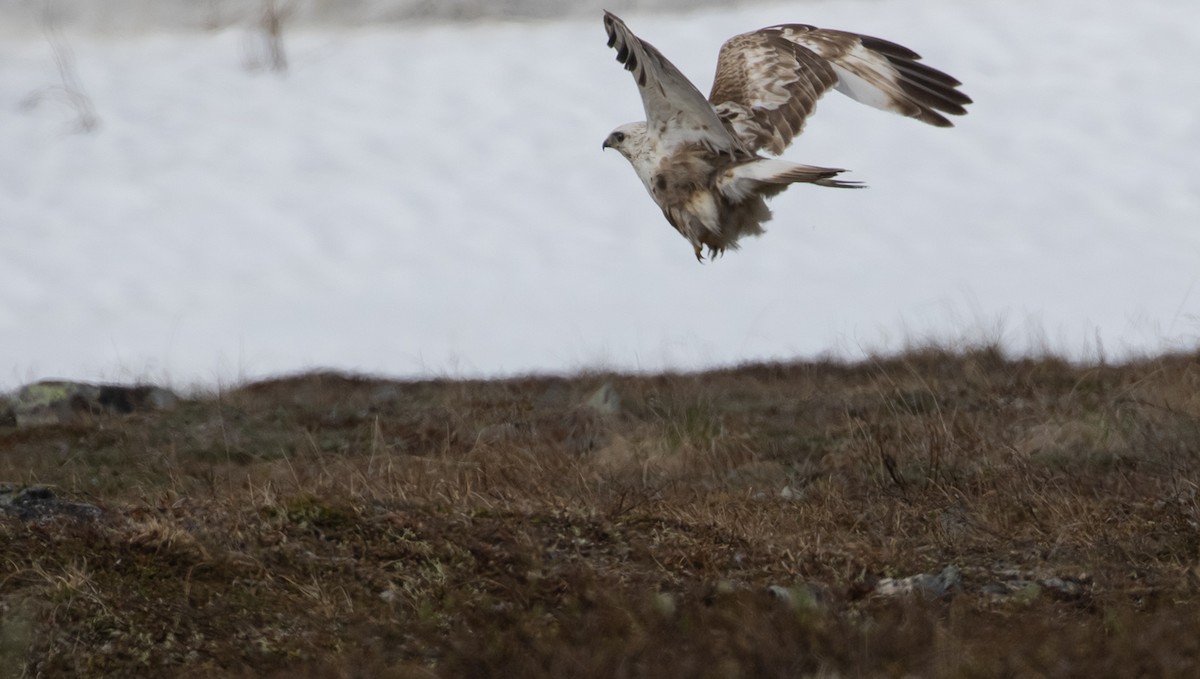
601,11,971,261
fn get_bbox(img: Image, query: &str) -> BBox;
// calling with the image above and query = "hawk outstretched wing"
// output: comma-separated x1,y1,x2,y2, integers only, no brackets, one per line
601,12,970,260
603,11,748,157
709,25,972,154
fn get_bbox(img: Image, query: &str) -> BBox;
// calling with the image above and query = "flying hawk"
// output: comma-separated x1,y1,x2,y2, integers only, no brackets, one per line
601,11,971,261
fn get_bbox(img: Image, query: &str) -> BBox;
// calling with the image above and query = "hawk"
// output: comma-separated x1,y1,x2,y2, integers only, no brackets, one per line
601,11,971,261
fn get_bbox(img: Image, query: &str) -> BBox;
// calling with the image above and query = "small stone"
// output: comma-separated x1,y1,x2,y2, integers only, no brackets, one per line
767,583,827,611
1014,582,1042,603
714,580,737,595
980,582,1013,597
766,584,793,603
584,382,621,416
1039,576,1085,600
875,565,961,599
652,591,676,618
0,483,102,522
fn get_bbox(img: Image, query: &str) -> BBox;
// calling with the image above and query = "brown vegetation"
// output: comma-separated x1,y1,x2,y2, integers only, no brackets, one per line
2,347,1200,677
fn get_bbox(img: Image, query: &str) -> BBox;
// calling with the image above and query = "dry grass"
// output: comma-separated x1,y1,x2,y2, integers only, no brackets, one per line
18,5,100,133
2,346,1200,677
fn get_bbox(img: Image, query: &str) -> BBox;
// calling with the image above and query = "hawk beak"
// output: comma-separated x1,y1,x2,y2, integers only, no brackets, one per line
601,139,611,150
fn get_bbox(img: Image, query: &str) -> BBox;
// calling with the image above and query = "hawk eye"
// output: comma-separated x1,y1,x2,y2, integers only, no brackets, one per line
614,132,626,142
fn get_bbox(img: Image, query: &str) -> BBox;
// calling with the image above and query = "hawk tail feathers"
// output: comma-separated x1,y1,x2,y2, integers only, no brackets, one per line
719,159,864,201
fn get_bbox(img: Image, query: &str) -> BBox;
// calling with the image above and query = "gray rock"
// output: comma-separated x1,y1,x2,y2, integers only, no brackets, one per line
980,582,1013,597
0,484,102,522
766,584,793,602
584,382,621,416
875,565,962,599
5,380,178,427
652,591,676,618
980,571,1091,602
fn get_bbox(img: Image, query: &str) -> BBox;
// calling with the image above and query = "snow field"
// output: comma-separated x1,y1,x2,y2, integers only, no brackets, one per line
1,0,1198,389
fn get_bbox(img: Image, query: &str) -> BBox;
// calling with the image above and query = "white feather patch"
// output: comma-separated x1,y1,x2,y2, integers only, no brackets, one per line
830,63,896,113
717,159,793,201
684,191,722,234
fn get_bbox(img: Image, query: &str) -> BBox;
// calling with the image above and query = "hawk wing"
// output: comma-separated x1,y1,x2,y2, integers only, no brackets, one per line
709,25,972,155
603,11,747,157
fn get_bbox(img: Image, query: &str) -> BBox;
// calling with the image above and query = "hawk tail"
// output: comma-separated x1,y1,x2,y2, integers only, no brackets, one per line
720,159,865,201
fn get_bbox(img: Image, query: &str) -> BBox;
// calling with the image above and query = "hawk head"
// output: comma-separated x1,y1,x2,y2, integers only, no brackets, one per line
601,122,648,159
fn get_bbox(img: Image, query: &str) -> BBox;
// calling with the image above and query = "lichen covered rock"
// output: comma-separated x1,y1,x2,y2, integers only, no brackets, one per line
3,380,178,428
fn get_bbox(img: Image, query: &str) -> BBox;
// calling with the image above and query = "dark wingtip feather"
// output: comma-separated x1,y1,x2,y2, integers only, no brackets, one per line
858,34,921,61
818,179,867,189
603,11,618,46
893,58,965,89
925,113,955,127
879,52,972,122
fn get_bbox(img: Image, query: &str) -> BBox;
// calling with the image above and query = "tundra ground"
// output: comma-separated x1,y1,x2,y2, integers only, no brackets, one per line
3,347,1199,677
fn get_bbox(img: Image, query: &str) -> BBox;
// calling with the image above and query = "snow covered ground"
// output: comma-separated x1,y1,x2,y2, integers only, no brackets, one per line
0,0,739,33
2,0,1198,390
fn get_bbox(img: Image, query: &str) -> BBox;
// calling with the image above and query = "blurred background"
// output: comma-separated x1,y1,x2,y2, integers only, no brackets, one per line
2,0,1198,390
3,0,740,30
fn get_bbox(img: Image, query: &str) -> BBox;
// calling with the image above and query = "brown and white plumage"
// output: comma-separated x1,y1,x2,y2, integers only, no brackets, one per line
601,11,971,261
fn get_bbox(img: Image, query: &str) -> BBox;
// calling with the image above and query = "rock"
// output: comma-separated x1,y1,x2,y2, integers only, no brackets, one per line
767,583,829,612
979,570,1091,602
652,591,676,618
980,582,1013,597
875,565,962,599
0,484,102,522
5,380,178,427
1034,576,1086,601
766,584,792,602
584,382,621,416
